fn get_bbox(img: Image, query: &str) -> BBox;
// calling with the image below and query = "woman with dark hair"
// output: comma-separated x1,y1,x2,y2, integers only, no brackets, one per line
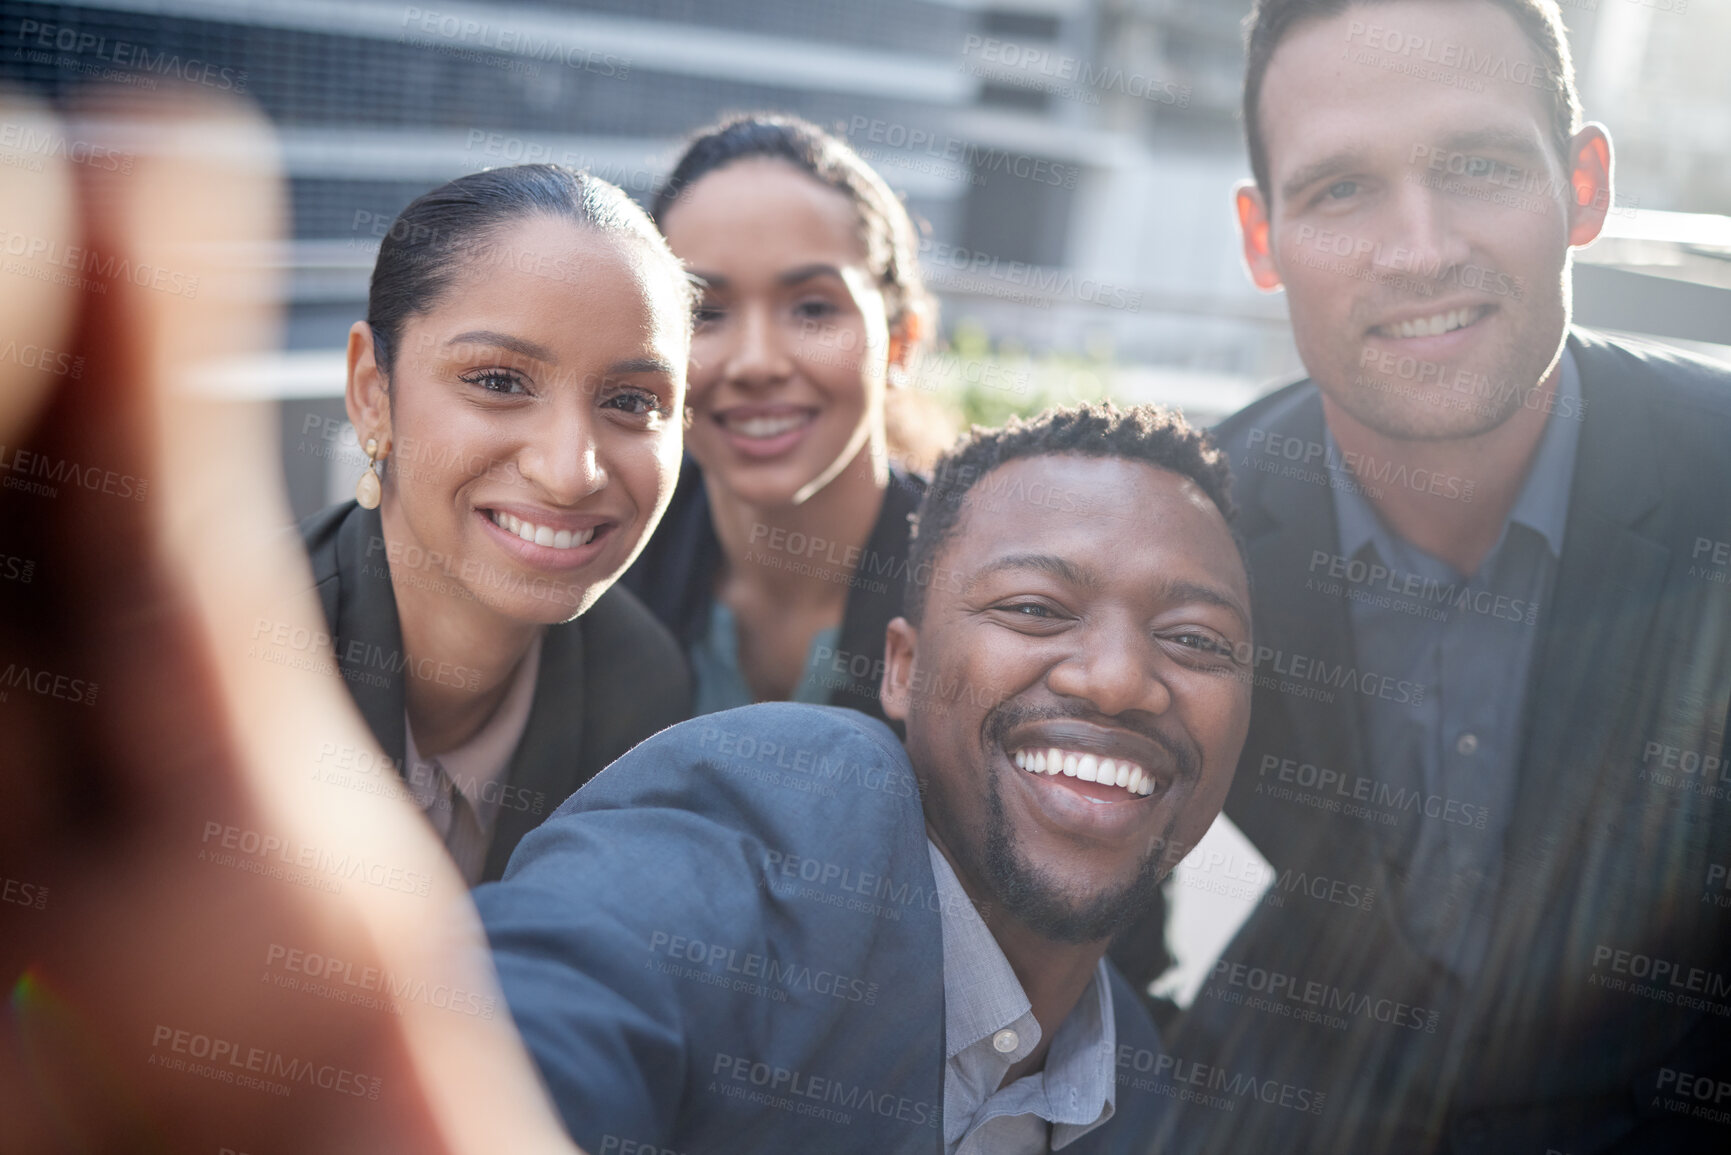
301,164,694,885
623,114,936,723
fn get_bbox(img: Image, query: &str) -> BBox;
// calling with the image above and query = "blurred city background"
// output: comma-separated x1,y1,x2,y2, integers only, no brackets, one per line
3,0,1727,517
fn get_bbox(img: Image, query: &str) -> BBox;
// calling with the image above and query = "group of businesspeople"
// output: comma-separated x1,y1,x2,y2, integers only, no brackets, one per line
6,0,1730,1151
295,0,1731,1149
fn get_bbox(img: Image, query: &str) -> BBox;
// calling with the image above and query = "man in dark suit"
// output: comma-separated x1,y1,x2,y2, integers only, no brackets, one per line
1115,1,1731,1151
474,406,1259,1153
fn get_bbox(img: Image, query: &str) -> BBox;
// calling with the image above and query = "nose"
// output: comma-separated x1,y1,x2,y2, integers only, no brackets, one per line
1390,179,1473,283
514,397,605,504
1044,622,1174,720
718,302,793,390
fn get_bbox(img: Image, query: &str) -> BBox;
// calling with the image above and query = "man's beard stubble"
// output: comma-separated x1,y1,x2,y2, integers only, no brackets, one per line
1314,276,1569,443
970,701,1195,945
981,778,1174,945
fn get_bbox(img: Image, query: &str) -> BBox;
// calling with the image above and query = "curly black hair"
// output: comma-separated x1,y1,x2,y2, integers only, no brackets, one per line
904,402,1239,623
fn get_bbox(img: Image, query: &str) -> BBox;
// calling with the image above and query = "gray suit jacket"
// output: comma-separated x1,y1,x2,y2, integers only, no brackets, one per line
477,703,1175,1154
299,500,690,882
1122,330,1731,1154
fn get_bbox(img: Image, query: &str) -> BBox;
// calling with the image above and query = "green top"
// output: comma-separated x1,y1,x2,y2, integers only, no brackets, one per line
690,600,840,716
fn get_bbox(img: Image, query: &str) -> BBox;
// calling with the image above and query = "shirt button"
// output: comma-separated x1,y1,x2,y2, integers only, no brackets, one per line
1456,733,1479,756
992,1029,1019,1054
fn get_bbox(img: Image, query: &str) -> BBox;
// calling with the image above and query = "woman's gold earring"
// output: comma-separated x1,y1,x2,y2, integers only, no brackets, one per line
355,436,383,510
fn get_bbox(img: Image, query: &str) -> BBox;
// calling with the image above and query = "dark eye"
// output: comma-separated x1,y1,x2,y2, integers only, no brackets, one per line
994,601,1066,625
693,303,723,327
793,298,838,320
1169,631,1236,661
462,368,528,395
603,388,667,419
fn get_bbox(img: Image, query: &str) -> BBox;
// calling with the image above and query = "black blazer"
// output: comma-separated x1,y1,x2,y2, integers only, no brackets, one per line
299,501,690,883
620,456,926,725
1122,330,1731,1154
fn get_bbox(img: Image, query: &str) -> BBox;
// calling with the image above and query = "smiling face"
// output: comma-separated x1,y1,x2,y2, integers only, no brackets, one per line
353,215,688,624
658,158,894,506
882,455,1252,944
1244,0,1604,440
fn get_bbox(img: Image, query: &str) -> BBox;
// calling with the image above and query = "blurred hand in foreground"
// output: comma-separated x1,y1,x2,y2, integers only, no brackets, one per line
0,87,579,1155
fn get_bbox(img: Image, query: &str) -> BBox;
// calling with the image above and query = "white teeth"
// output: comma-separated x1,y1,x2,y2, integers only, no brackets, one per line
1392,306,1479,339
1012,746,1151,797
489,510,596,550
731,413,806,439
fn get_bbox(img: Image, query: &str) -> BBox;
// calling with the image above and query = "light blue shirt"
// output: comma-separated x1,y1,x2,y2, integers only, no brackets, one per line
1326,351,1583,978
928,842,1117,1154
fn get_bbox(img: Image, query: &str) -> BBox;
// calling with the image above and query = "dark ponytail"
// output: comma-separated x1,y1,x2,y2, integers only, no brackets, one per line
652,114,933,343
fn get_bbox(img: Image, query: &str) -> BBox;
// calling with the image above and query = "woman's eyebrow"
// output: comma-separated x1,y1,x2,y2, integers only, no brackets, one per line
446,330,558,363
778,263,847,287
609,356,679,376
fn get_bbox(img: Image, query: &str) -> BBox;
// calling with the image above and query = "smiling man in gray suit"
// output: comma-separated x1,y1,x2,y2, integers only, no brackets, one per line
476,405,1258,1154
1112,1,1731,1153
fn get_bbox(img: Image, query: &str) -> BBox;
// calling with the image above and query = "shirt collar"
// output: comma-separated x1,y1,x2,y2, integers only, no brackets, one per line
1505,346,1581,558
930,839,1031,1060
927,841,1117,1147
1329,347,1582,565
406,632,542,822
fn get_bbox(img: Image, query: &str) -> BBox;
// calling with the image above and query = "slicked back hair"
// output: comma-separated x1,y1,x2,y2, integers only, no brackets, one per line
1243,0,1582,204
367,164,693,379
904,403,1240,625
651,112,933,342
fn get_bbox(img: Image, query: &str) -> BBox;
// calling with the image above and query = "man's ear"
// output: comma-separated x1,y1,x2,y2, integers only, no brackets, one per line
344,320,391,453
1566,124,1614,249
880,616,918,723
1235,182,1283,292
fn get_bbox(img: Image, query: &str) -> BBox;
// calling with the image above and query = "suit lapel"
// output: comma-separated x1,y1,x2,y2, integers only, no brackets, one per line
1497,334,1667,903
481,619,586,882
332,503,408,768
1462,333,1676,1072
1232,394,1370,864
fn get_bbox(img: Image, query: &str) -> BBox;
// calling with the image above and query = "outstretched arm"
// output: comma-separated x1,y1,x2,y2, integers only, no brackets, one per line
0,86,579,1155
